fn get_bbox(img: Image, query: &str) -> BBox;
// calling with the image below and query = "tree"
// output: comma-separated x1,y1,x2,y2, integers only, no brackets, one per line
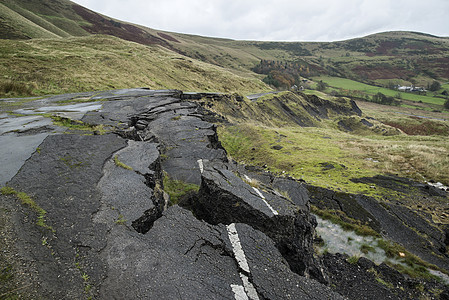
429,81,441,92
444,99,449,110
371,92,399,106
316,80,328,91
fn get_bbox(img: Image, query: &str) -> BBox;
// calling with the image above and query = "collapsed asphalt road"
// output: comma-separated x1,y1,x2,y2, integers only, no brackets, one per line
0,89,342,299
2,88,449,299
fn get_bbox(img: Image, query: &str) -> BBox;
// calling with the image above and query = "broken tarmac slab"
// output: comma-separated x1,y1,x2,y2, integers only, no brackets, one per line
191,161,324,280
131,96,228,185
0,89,345,299
98,140,163,233
1,134,127,299
99,205,343,300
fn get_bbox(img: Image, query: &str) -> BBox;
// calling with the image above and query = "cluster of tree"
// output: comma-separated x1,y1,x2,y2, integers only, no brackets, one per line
262,71,296,89
252,60,318,89
370,92,400,106
316,80,328,91
428,81,441,92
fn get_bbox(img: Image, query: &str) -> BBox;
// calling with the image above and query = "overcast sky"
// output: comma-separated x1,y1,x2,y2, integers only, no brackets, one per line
71,0,449,42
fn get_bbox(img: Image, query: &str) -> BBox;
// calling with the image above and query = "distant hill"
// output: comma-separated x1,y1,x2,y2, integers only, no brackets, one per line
1,0,449,96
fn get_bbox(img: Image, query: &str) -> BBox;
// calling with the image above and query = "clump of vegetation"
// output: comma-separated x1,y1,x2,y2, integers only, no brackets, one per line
113,156,132,171
162,173,199,205
347,255,360,264
242,176,261,189
370,92,400,106
377,239,444,279
0,186,53,232
60,155,86,169
360,243,376,254
312,205,380,237
115,214,127,225
51,115,109,134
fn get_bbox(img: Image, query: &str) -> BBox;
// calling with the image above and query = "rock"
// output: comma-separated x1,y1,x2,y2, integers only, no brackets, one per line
361,118,374,127
322,252,444,300
100,206,343,299
307,184,449,271
271,145,283,150
192,162,325,281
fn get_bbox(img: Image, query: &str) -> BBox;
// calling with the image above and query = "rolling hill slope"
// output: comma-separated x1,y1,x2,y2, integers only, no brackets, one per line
1,0,449,97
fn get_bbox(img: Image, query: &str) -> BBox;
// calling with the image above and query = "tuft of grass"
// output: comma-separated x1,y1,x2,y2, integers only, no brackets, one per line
360,243,376,254
242,176,261,189
162,172,199,205
375,277,395,289
51,115,109,134
115,214,126,225
274,188,292,200
377,239,445,279
347,255,360,264
1,186,53,232
312,205,380,237
113,156,132,171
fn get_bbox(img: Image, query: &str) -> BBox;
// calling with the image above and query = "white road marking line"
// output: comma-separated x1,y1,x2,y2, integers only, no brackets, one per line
227,223,260,300
197,159,204,174
243,175,279,216
251,187,279,216
239,273,259,300
227,223,250,273
231,284,249,300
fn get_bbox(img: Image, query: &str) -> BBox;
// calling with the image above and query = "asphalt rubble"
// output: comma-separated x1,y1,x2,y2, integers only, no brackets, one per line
0,88,448,299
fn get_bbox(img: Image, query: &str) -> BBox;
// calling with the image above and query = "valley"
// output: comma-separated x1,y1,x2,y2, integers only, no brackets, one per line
1,0,449,299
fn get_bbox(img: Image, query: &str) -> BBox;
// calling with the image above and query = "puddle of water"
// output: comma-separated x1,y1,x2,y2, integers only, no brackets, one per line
315,215,449,283
0,115,52,135
0,133,49,186
315,215,389,264
14,102,102,116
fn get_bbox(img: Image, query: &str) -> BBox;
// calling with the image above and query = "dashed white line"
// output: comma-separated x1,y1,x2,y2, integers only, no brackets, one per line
197,159,204,174
239,273,259,300
243,175,278,216
227,223,260,300
251,187,279,216
231,284,249,300
227,223,250,273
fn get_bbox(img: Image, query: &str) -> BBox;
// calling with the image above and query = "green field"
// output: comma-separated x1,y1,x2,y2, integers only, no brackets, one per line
314,76,446,106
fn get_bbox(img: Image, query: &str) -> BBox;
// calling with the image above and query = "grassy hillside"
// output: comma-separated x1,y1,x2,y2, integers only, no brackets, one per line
2,0,449,93
0,35,268,97
209,92,449,211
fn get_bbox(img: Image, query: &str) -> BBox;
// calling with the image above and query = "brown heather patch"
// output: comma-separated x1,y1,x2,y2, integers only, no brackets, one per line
383,119,449,136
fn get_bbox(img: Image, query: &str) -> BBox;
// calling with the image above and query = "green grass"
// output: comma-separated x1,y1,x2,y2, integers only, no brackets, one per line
162,173,199,205
314,76,446,106
347,255,360,264
0,35,268,98
312,205,380,237
51,115,109,134
377,239,445,279
0,186,53,232
218,120,449,194
115,214,127,225
113,156,133,171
